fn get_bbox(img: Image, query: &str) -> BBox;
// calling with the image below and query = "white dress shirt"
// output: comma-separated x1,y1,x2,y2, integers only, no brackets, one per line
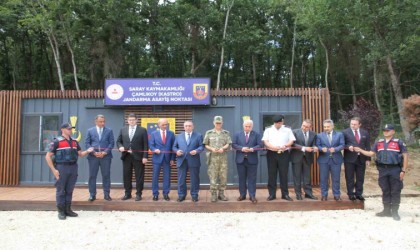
262,125,295,147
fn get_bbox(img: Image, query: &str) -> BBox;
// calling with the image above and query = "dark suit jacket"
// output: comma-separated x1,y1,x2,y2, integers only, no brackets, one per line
291,129,316,164
85,126,115,159
149,129,175,165
232,130,262,165
116,126,148,161
172,131,204,168
342,128,371,163
316,131,345,165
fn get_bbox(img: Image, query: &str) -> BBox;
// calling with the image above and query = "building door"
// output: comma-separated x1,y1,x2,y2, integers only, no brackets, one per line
193,107,236,186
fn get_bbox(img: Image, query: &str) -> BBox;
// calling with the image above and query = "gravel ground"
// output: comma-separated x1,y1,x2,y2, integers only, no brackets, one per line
1,197,419,250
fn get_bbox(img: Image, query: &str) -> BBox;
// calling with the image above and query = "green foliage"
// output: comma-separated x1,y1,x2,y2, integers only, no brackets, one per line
0,0,418,127
339,98,381,145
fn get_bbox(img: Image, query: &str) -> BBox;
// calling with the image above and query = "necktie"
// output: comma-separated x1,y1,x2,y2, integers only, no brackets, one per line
328,132,332,144
129,127,135,141
162,130,166,144
99,128,102,140
304,131,308,145
245,132,249,143
187,133,191,145
355,130,360,144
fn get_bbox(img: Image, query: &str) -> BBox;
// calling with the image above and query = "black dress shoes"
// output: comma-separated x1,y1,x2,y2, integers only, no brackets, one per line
153,195,159,201
250,197,257,204
104,195,112,201
349,195,356,201
121,194,132,200
296,195,303,200
281,195,293,201
88,195,96,202
192,197,199,202
356,195,365,201
177,197,185,202
237,196,246,201
267,195,276,201
135,195,142,201
305,194,318,200
334,196,342,201
163,195,170,201
321,196,327,201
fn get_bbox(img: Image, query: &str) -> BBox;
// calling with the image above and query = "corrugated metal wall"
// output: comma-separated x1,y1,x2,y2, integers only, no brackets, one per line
0,88,329,186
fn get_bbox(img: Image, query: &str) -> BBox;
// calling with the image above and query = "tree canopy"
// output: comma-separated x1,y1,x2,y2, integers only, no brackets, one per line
0,0,419,139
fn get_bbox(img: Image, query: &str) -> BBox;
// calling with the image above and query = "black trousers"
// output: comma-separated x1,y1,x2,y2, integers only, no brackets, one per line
344,157,366,196
122,154,145,196
378,166,403,205
267,151,290,196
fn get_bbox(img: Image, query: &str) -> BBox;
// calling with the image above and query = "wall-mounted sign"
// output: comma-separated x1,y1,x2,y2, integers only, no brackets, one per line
105,78,210,106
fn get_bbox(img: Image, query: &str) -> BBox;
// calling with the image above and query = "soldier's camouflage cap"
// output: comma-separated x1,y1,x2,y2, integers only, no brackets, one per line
214,116,223,123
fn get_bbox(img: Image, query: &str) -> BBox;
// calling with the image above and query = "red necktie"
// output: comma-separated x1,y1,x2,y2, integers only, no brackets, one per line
354,130,360,144
162,130,166,144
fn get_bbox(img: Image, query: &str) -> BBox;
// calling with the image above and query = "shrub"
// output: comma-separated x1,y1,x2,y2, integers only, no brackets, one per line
339,98,381,145
402,94,420,132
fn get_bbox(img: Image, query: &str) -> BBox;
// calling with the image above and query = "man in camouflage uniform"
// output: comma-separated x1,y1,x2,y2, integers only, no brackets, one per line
203,116,232,202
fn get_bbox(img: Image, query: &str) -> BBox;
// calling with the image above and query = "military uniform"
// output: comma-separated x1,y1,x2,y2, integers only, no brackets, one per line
371,124,408,221
373,139,406,205
46,122,92,220
49,134,81,217
203,116,232,201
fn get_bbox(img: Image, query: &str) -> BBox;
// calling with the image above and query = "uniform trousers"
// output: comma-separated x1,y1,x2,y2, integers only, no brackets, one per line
55,163,78,206
378,165,403,205
207,153,228,192
267,151,290,197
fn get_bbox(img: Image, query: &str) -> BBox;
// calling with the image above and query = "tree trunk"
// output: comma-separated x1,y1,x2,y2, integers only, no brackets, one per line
190,23,199,76
252,54,257,88
47,32,64,91
350,78,356,105
373,61,382,119
191,50,196,76
330,73,343,111
216,0,234,90
301,58,306,87
60,15,80,93
64,34,80,93
319,38,329,89
385,56,411,141
290,18,297,88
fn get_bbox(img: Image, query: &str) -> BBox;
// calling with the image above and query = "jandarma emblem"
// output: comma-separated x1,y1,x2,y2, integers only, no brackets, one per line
193,84,208,100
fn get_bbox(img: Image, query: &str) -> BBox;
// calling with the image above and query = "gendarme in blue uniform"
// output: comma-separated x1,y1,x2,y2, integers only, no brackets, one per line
372,137,407,206
49,136,81,207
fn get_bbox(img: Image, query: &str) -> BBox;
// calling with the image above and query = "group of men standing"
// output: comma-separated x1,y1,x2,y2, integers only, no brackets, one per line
46,113,408,221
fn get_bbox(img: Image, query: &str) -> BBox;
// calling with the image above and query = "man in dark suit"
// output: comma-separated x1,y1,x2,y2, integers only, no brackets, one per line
149,118,175,201
85,114,115,201
343,117,371,201
117,113,148,201
232,119,262,203
291,119,318,200
316,119,345,201
173,121,204,202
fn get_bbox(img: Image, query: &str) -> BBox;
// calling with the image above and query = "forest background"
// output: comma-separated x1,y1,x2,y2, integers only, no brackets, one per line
0,0,418,142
